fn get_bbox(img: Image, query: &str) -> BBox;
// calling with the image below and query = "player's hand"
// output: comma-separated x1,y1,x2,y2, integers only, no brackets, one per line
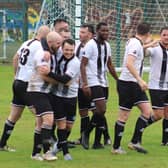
43,51,51,62
38,65,50,75
148,39,159,47
82,85,91,98
138,79,148,91
144,39,159,48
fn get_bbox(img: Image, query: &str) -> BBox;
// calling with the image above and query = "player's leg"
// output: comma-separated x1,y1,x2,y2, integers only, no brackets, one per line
52,96,72,160
101,87,111,145
81,86,106,149
148,89,164,125
162,106,168,145
0,105,24,151
29,92,56,161
77,88,91,143
31,116,43,161
129,102,151,154
82,99,106,149
112,109,130,154
112,80,133,154
65,97,77,150
56,119,72,160
80,110,89,136
145,89,165,145
0,80,27,150
48,94,57,144
103,116,111,145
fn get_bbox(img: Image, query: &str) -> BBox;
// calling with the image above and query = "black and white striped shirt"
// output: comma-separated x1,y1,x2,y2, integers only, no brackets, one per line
148,43,168,90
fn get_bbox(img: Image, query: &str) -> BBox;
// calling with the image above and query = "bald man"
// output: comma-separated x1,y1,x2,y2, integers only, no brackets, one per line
13,25,50,74
0,25,50,155
27,31,62,161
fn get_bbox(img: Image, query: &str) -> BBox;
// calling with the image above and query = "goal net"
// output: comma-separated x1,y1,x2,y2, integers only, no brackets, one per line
41,0,168,70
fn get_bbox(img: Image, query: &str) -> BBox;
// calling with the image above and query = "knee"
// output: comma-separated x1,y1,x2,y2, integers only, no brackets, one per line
43,115,54,127
79,110,88,117
118,111,129,122
57,120,66,129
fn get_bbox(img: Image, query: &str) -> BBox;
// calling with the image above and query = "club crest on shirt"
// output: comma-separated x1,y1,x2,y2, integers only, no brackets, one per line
133,50,137,54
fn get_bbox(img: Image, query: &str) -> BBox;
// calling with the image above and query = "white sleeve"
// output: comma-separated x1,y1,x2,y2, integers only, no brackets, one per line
127,41,140,58
65,58,80,78
83,41,93,59
106,42,112,58
34,50,49,67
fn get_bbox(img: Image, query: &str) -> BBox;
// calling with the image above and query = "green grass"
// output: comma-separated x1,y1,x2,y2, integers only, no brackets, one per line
0,64,167,168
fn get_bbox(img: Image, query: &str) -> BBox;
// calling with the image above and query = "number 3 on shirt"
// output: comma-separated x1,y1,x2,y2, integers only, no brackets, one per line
19,48,30,65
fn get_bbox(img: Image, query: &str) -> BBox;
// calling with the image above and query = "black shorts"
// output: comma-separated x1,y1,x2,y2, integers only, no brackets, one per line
78,88,95,111
117,80,149,111
12,80,32,107
90,86,106,101
102,87,109,100
27,92,53,117
149,89,168,109
51,95,77,122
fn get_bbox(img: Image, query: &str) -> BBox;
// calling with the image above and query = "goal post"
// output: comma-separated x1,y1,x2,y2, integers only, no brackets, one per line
0,9,7,60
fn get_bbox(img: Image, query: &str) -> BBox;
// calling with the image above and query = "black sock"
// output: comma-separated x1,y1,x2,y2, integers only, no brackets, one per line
51,123,57,141
85,114,98,135
0,119,15,147
57,129,68,155
93,115,105,145
32,130,42,156
131,115,148,144
137,115,156,144
113,120,125,149
162,118,168,144
66,130,71,140
80,116,90,134
94,126,103,145
103,116,110,140
41,125,52,153
148,115,155,125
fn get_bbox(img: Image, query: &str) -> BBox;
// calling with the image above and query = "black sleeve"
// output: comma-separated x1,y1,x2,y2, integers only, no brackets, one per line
41,38,49,51
47,72,72,84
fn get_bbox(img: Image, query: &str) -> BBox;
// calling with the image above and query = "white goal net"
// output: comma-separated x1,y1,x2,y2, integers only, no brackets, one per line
40,0,168,69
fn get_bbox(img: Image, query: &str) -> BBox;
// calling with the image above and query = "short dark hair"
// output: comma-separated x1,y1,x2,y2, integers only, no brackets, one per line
62,38,75,47
53,18,69,27
80,23,95,34
160,26,168,34
136,22,150,35
96,22,108,31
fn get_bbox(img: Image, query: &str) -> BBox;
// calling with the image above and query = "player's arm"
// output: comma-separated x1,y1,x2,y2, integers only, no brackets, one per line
80,56,88,88
80,56,91,97
36,65,57,84
126,55,148,91
12,53,19,74
38,65,72,84
47,72,72,84
144,41,158,57
143,39,159,49
41,74,58,85
107,57,118,81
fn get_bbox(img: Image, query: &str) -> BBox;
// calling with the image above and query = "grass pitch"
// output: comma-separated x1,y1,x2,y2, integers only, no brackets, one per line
0,65,167,168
